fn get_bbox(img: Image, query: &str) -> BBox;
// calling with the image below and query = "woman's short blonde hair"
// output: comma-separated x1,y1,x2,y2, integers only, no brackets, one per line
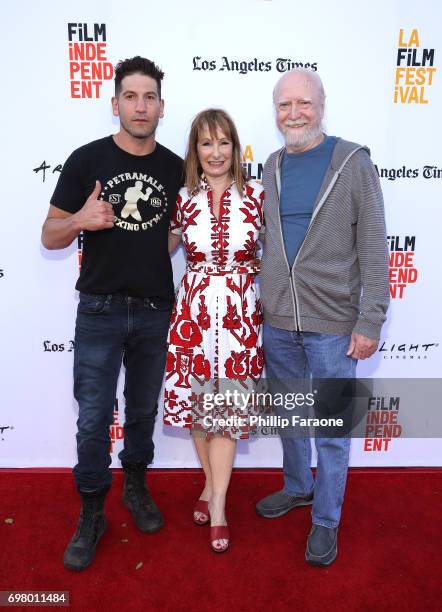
184,108,247,194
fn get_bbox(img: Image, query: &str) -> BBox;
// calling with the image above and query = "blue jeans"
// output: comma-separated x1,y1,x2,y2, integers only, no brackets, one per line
263,323,357,528
72,293,172,491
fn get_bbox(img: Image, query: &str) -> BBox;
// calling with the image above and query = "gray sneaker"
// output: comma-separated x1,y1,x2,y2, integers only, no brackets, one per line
256,489,313,518
305,524,338,567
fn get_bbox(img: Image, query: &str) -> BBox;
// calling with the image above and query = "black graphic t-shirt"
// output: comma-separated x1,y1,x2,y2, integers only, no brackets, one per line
51,136,183,299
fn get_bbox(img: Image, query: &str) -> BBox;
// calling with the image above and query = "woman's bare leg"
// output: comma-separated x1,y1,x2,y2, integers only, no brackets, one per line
208,437,236,549
192,435,213,522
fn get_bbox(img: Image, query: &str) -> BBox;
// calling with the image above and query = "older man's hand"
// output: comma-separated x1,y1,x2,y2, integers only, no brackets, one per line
346,332,378,360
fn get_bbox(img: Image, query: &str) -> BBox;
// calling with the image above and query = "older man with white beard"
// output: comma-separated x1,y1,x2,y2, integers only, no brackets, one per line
256,69,389,566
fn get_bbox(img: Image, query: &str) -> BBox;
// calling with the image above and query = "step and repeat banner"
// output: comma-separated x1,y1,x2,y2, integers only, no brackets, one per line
1,0,441,467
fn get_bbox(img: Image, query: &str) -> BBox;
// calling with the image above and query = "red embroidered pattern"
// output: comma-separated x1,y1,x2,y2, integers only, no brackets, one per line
164,180,265,439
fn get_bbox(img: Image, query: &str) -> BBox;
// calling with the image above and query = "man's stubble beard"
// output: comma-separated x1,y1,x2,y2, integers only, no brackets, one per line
120,117,159,141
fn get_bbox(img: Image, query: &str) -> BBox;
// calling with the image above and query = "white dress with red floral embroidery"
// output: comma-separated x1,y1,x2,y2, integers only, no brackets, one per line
163,178,265,439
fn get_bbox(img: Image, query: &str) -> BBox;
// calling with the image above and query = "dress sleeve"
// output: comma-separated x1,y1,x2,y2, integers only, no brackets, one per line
169,190,184,235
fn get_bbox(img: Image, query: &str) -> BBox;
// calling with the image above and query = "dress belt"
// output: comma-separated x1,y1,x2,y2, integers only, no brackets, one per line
186,264,260,276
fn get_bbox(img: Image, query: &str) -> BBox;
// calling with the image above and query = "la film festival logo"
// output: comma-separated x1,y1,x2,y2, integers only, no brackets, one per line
242,145,263,182
394,29,436,104
364,395,402,453
67,23,113,98
388,235,417,299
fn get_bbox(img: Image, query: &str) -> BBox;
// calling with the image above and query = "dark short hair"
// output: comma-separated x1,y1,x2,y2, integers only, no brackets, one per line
114,56,164,98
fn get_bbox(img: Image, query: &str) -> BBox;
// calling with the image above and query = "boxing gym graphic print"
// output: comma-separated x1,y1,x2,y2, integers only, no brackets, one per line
388,235,418,299
67,23,113,98
101,172,168,232
394,29,436,104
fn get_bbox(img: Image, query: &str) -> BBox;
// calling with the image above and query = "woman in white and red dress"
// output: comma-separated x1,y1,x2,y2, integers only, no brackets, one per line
165,109,264,552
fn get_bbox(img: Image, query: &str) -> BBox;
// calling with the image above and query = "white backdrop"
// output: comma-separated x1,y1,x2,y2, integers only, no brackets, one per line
1,0,441,468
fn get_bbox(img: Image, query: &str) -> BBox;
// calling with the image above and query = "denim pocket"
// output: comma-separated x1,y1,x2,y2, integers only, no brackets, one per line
78,294,108,314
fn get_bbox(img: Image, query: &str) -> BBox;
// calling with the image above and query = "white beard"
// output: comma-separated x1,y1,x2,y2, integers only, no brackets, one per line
283,122,323,150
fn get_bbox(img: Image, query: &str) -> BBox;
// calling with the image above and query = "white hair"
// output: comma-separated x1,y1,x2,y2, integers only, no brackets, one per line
273,68,326,106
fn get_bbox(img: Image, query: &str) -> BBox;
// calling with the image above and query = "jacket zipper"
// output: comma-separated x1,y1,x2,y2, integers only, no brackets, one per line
276,145,364,332
275,149,299,330
289,170,341,331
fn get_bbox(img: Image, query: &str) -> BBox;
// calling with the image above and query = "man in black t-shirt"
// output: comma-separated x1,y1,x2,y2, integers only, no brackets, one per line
42,56,182,571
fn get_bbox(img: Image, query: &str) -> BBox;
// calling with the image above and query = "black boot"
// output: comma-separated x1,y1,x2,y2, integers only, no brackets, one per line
63,488,108,571
122,462,163,533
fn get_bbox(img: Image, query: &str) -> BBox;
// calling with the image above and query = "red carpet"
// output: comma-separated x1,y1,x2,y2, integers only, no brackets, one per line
0,469,441,611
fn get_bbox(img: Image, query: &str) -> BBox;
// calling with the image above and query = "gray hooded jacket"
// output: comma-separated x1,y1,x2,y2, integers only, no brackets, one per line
260,137,389,340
